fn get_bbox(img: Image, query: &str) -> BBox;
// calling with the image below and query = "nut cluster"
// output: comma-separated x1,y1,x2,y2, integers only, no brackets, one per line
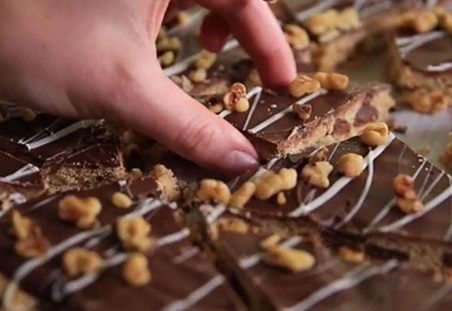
151,164,181,201
63,248,103,277
301,161,333,188
187,50,217,83
58,195,102,229
229,182,256,209
292,104,312,121
11,211,50,258
123,253,151,287
306,7,361,41
264,245,316,273
337,153,364,178
117,216,155,253
223,83,250,112
360,122,389,147
283,24,310,49
289,75,321,98
156,30,181,68
289,72,349,98
197,179,232,204
393,174,424,214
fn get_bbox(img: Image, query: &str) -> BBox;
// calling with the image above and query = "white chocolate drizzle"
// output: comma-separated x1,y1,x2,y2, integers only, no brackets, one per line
0,164,40,183
289,133,396,217
397,31,446,58
242,87,264,130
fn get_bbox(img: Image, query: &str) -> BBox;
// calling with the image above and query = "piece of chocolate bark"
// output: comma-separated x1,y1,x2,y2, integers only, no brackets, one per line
198,78,394,160
387,7,452,113
0,114,125,192
0,178,245,311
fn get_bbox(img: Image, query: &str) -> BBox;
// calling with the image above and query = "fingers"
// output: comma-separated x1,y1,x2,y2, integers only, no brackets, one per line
106,59,259,175
199,12,230,52
198,0,296,88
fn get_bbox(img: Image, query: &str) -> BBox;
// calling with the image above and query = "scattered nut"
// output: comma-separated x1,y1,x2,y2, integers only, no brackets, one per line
58,195,102,229
301,161,333,188
254,168,298,200
12,211,50,258
19,107,36,122
223,83,250,112
396,198,424,214
338,246,365,263
260,234,282,250
289,75,321,98
314,72,349,91
216,218,249,234
264,246,316,273
229,182,256,209
63,248,103,277
306,9,338,35
337,7,361,31
117,216,155,253
276,192,287,205
393,174,417,200
283,24,310,49
188,68,207,83
158,51,175,68
11,210,33,241
156,37,181,52
292,104,312,121
197,179,231,204
194,50,217,70
151,164,181,201
112,192,133,209
337,153,364,178
360,122,389,147
411,11,438,33
123,253,151,287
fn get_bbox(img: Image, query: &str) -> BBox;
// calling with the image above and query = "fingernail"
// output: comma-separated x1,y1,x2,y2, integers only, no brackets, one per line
223,150,259,175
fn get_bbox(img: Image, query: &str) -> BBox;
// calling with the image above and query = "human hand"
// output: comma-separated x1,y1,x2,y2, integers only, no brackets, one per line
0,0,296,175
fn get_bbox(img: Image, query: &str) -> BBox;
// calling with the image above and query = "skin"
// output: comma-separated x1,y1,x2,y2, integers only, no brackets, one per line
0,0,296,175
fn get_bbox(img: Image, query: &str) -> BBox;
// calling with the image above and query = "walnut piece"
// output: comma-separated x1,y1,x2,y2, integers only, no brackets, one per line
293,104,312,121
58,195,102,229
197,179,231,204
123,253,151,287
223,83,250,113
314,72,349,91
264,246,316,273
112,192,133,209
283,24,310,49
253,168,298,200
396,198,424,214
276,192,287,205
338,246,365,263
63,248,103,277
393,174,417,200
337,153,364,178
188,68,207,83
194,50,217,70
301,161,333,188
229,182,256,209
11,210,33,241
260,234,282,250
151,164,181,201
289,75,321,98
306,9,338,35
360,122,389,147
337,7,361,31
11,211,50,258
117,216,155,253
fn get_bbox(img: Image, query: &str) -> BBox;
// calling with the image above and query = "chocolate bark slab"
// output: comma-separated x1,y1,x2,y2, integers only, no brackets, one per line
0,178,245,311
0,114,125,192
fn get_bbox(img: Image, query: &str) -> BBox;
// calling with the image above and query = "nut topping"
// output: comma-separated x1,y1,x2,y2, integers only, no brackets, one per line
289,75,321,98
117,216,155,253
337,153,364,178
123,253,151,287
197,179,231,204
301,161,333,188
63,248,103,277
360,122,389,147
59,195,102,229
253,168,297,200
293,104,312,121
12,211,50,258
112,192,133,209
223,83,250,113
264,246,316,273
314,72,349,91
230,182,256,209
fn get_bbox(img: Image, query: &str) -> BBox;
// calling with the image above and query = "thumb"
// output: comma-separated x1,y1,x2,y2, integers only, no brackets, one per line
109,60,259,175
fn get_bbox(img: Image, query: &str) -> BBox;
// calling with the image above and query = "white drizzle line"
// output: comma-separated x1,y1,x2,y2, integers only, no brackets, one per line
247,90,327,135
242,87,264,131
378,179,452,232
398,31,446,58
238,236,303,269
419,171,445,201
201,203,227,224
296,0,338,21
359,0,393,18
335,150,374,229
156,228,190,247
282,260,398,311
24,120,97,150
159,275,225,311
164,39,239,77
289,133,396,217
364,158,427,231
126,198,165,218
2,227,111,310
172,247,200,265
0,193,26,219
426,63,452,72
0,164,40,183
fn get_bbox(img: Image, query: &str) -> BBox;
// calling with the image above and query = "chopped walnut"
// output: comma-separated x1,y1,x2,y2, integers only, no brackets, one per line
112,192,133,209
123,253,151,287
12,211,50,258
264,246,316,273
314,72,349,91
223,83,250,112
158,51,175,68
318,28,341,43
58,195,102,229
11,210,33,241
393,174,417,200
151,164,181,201
283,24,310,49
229,182,256,209
117,216,155,253
292,104,312,121
338,246,365,263
306,9,338,36
337,7,361,31
63,248,103,277
301,161,333,188
194,50,217,70
360,122,389,147
396,198,424,214
289,75,321,98
260,234,282,250
156,37,181,52
188,68,207,83
197,179,231,204
276,192,287,205
216,218,249,235
253,168,298,200
19,107,36,122
337,153,364,178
